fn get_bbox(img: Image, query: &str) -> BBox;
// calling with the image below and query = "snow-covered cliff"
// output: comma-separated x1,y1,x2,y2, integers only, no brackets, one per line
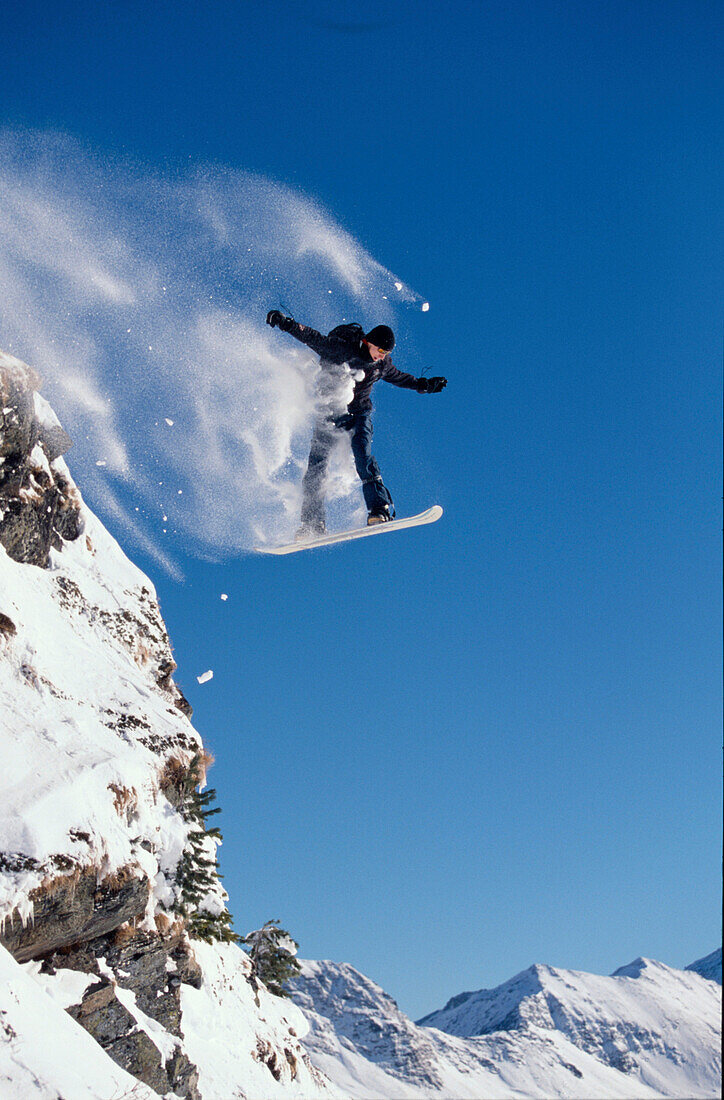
0,353,333,1099
1,352,719,1100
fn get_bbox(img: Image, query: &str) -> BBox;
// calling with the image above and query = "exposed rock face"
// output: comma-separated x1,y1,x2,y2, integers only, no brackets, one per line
44,927,203,1099
1,867,150,964
0,353,82,567
0,611,16,637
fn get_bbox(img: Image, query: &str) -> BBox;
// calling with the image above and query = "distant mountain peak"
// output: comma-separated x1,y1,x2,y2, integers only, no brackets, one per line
611,956,661,979
288,954,717,1100
294,953,721,1099
686,948,722,985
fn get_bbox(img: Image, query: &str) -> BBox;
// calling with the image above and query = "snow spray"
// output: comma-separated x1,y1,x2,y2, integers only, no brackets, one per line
0,132,428,570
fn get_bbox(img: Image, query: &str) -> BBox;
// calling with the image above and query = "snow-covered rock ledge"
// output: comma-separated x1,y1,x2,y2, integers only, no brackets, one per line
0,356,335,1099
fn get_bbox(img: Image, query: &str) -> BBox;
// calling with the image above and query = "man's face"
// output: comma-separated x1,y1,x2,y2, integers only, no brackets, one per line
366,342,388,362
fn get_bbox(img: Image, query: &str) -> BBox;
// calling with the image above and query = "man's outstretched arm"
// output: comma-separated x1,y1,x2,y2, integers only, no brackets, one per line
381,360,447,394
266,311,337,358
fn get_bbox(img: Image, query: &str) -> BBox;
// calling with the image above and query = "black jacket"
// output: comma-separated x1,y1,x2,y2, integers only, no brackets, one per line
286,322,423,414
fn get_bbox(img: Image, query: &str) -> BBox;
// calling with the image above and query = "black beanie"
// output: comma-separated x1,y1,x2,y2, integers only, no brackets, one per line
365,324,395,351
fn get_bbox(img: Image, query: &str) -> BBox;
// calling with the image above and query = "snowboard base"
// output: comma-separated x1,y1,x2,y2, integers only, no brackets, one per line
255,505,443,555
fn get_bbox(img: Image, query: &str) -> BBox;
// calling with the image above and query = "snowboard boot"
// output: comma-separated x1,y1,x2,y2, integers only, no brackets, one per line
367,506,392,526
296,519,326,540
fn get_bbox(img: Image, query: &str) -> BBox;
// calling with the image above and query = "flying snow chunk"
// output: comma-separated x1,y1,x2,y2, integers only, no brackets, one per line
422,302,430,312
394,281,403,291
95,460,107,467
165,418,174,427
220,594,228,601
197,670,213,685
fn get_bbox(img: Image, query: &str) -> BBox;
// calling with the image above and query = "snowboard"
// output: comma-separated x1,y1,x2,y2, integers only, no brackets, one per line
255,505,443,555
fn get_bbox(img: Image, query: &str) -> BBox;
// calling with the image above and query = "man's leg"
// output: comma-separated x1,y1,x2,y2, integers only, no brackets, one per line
300,418,335,533
348,414,395,519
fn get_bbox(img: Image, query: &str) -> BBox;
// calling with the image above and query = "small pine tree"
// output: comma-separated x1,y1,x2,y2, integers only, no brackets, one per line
242,919,301,997
173,754,238,943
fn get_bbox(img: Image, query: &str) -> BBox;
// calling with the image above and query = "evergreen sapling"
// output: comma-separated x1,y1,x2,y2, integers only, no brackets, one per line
173,754,237,943
243,920,301,997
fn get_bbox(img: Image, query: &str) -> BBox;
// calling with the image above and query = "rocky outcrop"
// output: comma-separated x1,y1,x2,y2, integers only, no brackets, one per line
70,979,174,1093
0,352,82,567
1,867,150,963
42,926,203,1099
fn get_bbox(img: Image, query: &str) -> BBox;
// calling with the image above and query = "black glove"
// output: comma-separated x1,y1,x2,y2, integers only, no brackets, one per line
266,310,295,332
418,376,447,393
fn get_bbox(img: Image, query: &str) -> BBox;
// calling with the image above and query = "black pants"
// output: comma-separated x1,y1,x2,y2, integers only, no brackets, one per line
300,412,394,529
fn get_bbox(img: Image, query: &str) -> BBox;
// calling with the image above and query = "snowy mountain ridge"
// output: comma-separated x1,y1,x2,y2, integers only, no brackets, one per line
291,954,721,1099
685,948,722,985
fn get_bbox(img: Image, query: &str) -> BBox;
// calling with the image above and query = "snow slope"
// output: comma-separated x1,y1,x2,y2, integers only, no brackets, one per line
1,933,334,1100
291,955,721,1100
179,940,338,1100
0,489,204,929
0,942,157,1100
0,488,335,1097
0,368,337,1098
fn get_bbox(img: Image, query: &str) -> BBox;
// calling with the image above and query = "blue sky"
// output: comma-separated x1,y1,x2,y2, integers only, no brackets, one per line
2,0,721,1018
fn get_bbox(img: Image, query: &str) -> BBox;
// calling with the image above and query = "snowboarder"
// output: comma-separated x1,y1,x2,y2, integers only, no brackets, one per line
266,311,447,537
